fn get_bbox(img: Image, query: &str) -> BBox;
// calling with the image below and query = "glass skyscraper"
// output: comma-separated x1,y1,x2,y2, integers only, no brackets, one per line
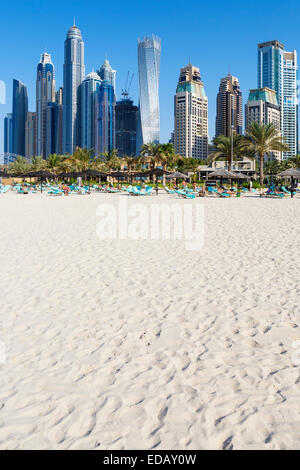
283,51,298,159
98,59,116,91
4,113,13,154
136,35,161,154
95,81,116,155
258,40,298,159
115,98,138,157
12,79,28,157
63,24,85,154
81,72,101,150
36,52,55,157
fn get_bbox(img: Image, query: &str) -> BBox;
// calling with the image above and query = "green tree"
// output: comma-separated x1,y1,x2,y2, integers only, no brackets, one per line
243,122,290,186
209,134,244,172
7,156,31,175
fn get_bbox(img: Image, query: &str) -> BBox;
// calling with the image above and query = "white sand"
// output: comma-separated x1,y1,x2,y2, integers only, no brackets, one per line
0,191,299,450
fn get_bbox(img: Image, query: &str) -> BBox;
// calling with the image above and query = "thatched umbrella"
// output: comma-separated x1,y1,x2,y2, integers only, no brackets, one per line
165,171,189,179
278,168,300,198
109,171,128,188
21,170,56,192
208,168,236,187
142,168,171,192
233,172,250,180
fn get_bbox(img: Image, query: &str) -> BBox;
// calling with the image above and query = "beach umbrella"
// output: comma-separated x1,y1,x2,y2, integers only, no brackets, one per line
165,171,189,179
278,168,300,198
109,171,128,188
208,168,236,187
233,172,250,180
26,170,56,192
80,169,108,189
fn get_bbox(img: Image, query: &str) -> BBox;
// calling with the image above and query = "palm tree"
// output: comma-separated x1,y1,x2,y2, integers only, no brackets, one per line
209,134,244,172
181,157,200,182
100,149,121,171
31,156,48,171
7,156,31,175
244,122,290,186
47,154,66,174
70,147,93,171
140,143,163,169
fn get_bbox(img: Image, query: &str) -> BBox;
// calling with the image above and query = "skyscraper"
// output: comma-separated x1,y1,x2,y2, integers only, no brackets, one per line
4,113,13,154
95,81,116,155
12,79,28,156
25,112,37,159
258,41,284,109
283,50,298,159
245,87,281,160
63,24,85,154
81,72,101,150
136,35,161,153
216,74,243,137
174,63,208,159
258,40,298,159
36,52,55,157
98,59,116,91
115,97,138,156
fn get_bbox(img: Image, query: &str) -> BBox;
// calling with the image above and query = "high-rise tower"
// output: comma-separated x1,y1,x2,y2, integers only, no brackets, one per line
257,40,298,159
63,23,85,154
136,35,161,153
95,81,116,155
174,63,208,159
81,72,101,150
12,79,28,157
36,52,55,157
98,59,116,91
216,74,243,137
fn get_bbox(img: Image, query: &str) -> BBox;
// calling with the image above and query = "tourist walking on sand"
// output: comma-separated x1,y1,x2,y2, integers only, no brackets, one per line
249,180,253,192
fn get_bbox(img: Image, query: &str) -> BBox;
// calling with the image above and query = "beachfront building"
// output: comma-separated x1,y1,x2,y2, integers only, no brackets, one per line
36,52,55,157
95,80,116,155
97,59,116,91
45,102,63,157
245,87,281,160
174,63,208,159
258,40,298,159
115,98,138,157
136,35,161,154
283,50,298,159
215,74,243,138
25,112,36,159
63,24,85,154
81,72,101,151
4,113,13,155
12,79,28,157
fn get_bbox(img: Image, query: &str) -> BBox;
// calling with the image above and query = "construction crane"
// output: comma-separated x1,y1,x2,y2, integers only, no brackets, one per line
121,72,134,100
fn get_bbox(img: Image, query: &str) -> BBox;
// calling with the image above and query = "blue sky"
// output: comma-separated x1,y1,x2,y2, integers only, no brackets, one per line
1,0,300,152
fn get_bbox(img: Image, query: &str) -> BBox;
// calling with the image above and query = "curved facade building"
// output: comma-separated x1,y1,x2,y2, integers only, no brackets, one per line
81,72,101,151
63,24,85,154
136,35,161,153
36,52,55,157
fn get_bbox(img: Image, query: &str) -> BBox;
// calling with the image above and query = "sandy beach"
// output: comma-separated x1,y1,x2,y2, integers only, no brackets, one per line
0,191,299,450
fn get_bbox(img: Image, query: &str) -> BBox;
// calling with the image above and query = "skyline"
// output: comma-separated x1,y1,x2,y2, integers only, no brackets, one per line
1,0,300,152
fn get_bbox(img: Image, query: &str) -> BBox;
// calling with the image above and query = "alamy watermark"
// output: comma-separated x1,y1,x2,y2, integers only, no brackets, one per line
292,341,300,366
0,80,6,105
96,197,204,251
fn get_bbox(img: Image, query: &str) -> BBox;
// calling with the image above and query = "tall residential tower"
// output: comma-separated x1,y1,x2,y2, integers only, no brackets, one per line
174,63,208,159
63,24,85,154
215,74,243,138
258,40,298,159
36,52,55,157
136,35,161,153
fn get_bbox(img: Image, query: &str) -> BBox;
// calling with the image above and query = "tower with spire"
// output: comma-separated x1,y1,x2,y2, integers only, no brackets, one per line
63,23,85,154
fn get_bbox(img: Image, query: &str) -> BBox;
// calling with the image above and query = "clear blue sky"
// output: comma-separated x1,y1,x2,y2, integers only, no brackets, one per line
1,0,300,152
